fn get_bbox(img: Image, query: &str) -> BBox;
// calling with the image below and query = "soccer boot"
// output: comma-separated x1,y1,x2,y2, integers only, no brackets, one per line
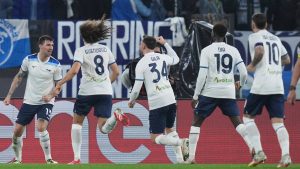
114,108,130,126
248,151,267,167
8,158,21,164
68,159,81,164
277,154,292,168
181,138,189,161
184,158,196,164
46,159,58,164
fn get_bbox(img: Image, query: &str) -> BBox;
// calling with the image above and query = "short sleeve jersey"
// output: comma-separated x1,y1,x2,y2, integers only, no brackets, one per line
135,52,177,110
21,54,62,105
248,30,287,94
200,42,244,99
73,43,116,95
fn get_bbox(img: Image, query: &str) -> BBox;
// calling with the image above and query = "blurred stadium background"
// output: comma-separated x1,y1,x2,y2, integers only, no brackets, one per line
0,0,299,166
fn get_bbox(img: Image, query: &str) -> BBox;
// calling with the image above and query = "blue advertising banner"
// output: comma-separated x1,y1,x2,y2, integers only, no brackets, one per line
0,19,31,69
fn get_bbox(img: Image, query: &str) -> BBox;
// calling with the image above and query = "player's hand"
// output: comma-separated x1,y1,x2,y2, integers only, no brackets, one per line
155,36,166,45
287,90,296,105
191,99,198,108
54,85,62,96
235,81,241,90
247,64,256,72
3,96,11,105
128,100,135,108
42,94,53,102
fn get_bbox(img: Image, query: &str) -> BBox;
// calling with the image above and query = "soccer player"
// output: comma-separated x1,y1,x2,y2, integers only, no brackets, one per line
128,36,188,163
3,35,60,164
185,23,253,164
287,49,300,105
244,13,291,167
46,17,129,164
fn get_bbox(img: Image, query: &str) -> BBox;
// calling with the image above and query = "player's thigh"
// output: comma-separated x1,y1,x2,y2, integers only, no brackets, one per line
149,107,167,134
265,94,285,118
73,95,93,116
36,104,53,122
218,99,240,117
194,95,218,119
165,103,177,129
244,93,266,117
16,103,39,126
93,95,112,118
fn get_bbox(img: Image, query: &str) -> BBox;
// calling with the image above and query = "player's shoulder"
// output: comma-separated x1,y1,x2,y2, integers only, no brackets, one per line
26,53,38,60
48,56,60,65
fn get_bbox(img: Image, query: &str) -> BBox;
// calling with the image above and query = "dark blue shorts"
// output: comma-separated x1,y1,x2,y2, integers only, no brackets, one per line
73,95,112,118
244,93,285,118
149,103,176,134
194,95,240,118
16,103,53,126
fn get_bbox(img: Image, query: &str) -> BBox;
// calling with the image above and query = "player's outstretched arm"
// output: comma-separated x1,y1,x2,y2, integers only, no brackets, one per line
109,63,120,83
56,62,81,88
4,68,27,105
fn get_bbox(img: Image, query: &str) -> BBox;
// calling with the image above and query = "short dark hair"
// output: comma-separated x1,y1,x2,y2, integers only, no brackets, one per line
80,15,111,44
142,35,156,50
252,13,267,29
212,23,227,38
38,35,53,45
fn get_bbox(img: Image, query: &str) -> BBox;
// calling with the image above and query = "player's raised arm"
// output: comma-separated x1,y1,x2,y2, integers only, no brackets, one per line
156,36,179,65
4,68,28,105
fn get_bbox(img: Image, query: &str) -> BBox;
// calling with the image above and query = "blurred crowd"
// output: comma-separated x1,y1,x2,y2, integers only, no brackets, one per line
1,0,300,31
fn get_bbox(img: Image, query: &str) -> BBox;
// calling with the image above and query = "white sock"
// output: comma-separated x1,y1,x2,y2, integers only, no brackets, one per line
71,124,82,160
188,126,200,160
155,134,181,146
236,124,253,151
12,136,23,161
167,131,184,163
243,117,262,153
39,130,52,160
272,123,290,156
101,115,117,134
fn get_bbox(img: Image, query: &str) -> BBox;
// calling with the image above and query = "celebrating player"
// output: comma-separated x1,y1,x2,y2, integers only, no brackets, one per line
244,13,291,167
128,35,188,163
46,17,129,164
185,23,253,164
4,35,60,164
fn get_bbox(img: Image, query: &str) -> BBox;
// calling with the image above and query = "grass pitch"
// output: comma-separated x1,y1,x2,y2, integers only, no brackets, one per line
0,164,299,169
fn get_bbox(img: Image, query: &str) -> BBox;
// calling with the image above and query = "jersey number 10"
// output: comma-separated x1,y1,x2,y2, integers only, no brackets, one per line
266,42,279,65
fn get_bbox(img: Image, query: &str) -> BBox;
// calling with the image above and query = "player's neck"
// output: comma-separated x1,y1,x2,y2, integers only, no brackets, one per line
143,49,154,55
37,52,49,62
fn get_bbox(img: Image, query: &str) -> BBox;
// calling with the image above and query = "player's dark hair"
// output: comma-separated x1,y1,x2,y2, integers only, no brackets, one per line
142,35,156,50
38,35,54,45
80,15,111,44
212,23,227,38
252,13,267,29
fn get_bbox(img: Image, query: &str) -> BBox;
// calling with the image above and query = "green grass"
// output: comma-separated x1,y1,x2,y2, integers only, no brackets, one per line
0,164,299,169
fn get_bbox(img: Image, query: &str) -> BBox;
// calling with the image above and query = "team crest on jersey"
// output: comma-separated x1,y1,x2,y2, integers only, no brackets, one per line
0,19,18,66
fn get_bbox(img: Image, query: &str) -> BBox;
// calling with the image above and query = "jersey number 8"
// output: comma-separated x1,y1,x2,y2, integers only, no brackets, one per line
94,55,104,75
